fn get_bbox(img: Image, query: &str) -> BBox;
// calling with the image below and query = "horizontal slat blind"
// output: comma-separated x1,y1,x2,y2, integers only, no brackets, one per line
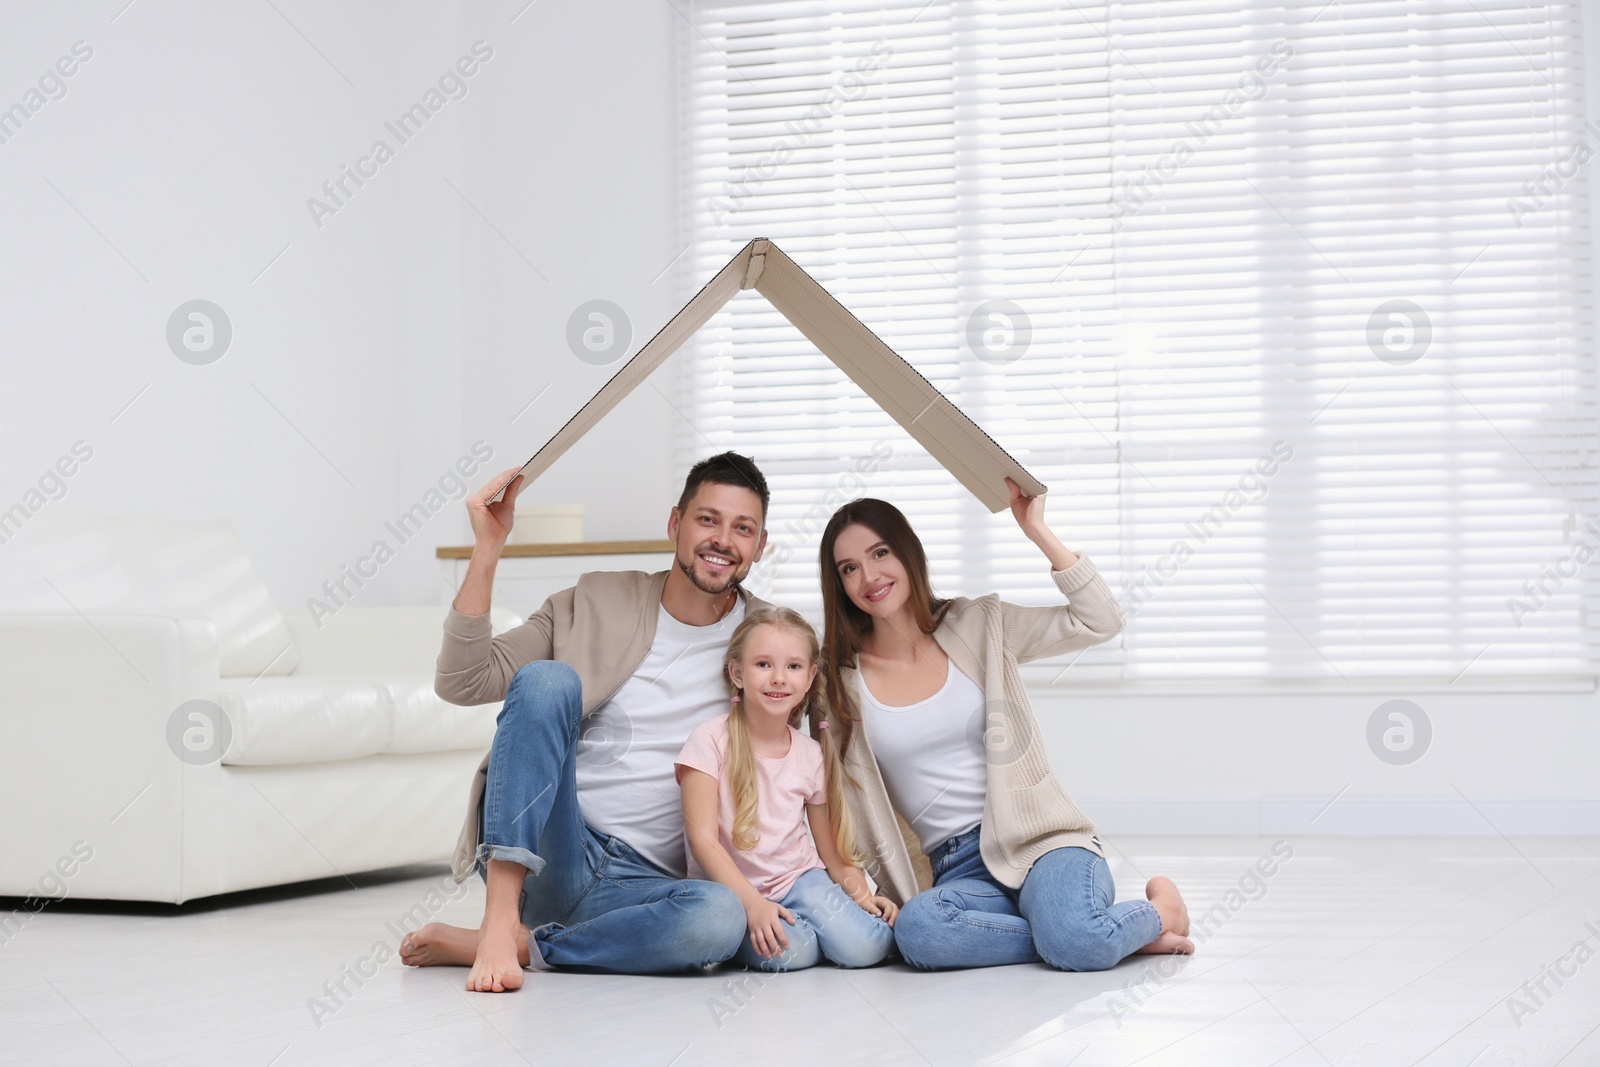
678,0,1597,684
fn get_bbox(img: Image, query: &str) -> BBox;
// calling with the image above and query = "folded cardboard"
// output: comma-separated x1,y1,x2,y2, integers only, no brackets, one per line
498,238,1046,514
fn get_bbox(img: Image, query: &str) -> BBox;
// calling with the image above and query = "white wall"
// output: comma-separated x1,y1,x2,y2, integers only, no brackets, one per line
1,0,1592,836
454,0,683,557
0,0,682,627
1038,686,1600,838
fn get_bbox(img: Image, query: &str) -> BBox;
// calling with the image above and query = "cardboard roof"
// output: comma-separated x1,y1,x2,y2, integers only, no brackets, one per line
496,238,1046,514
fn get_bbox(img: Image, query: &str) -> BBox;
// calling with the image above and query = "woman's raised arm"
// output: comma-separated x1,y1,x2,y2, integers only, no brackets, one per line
1006,475,1078,571
997,476,1125,662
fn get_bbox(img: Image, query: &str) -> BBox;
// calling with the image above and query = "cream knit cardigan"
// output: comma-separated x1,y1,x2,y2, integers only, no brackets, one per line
837,553,1125,905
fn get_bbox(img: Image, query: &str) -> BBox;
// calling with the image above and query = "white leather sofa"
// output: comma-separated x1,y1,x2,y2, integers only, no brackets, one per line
0,513,513,903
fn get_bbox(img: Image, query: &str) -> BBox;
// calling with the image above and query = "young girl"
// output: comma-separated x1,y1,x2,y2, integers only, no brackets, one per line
675,606,897,972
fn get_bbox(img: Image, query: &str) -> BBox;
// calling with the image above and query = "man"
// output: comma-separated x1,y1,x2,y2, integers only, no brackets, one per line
400,452,773,991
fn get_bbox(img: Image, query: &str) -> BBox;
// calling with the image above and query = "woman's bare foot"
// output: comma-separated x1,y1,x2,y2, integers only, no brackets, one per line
1135,930,1196,955
400,921,532,992
1145,876,1188,935
1141,875,1194,953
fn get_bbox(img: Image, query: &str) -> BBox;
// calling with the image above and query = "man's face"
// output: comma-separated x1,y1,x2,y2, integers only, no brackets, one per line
667,482,767,596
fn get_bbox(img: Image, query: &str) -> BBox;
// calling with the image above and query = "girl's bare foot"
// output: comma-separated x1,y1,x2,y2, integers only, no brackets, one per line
401,922,527,968
1145,876,1189,937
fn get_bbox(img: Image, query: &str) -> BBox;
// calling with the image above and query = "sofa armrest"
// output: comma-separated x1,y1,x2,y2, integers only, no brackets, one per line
0,611,221,902
281,605,522,679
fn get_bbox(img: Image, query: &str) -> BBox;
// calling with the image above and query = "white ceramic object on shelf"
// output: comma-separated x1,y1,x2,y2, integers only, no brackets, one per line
511,503,584,544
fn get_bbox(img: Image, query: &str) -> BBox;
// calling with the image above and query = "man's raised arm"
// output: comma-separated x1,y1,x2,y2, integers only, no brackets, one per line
453,466,523,619
435,467,557,706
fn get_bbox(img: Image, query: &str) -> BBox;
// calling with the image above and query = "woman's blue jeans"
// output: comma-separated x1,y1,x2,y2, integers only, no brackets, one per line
732,868,896,972
478,661,746,974
893,825,1163,971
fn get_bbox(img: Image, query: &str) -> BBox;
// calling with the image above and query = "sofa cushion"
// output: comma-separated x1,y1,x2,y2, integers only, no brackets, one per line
379,679,499,755
0,512,299,678
216,679,390,765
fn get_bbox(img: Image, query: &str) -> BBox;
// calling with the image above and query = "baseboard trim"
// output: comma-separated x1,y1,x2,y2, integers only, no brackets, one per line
1078,797,1600,836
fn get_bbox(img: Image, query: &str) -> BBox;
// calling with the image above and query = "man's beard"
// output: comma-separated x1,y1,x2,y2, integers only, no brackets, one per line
678,549,745,596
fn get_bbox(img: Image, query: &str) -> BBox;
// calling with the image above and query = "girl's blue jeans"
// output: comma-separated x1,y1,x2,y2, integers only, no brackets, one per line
733,867,896,972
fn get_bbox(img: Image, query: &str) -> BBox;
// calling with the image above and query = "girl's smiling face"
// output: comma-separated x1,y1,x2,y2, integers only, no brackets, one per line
729,623,818,722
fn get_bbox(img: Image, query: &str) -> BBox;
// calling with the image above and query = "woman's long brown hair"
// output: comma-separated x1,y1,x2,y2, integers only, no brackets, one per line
817,498,952,765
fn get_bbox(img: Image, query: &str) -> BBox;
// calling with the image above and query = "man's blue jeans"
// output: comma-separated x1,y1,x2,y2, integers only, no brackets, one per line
893,825,1162,971
478,661,746,974
732,868,896,972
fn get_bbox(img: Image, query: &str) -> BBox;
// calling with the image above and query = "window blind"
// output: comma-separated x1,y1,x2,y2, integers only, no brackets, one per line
676,0,1598,685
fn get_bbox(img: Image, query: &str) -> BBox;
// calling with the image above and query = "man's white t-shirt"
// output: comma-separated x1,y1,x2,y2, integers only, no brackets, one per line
575,598,746,877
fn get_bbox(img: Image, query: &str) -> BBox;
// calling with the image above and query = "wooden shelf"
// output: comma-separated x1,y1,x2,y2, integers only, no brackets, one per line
435,540,676,560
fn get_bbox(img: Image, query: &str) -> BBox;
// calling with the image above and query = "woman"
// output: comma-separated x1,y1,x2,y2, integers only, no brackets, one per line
815,478,1194,971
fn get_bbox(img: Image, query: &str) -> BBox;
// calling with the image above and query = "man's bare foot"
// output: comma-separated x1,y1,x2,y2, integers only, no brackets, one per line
465,922,532,992
400,921,528,968
400,921,533,992
1145,875,1189,938
1135,930,1196,955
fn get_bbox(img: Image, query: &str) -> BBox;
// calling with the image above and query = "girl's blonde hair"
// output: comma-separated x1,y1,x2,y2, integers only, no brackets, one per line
722,606,860,864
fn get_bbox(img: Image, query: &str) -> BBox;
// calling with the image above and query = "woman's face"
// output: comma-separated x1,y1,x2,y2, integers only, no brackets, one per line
831,522,911,622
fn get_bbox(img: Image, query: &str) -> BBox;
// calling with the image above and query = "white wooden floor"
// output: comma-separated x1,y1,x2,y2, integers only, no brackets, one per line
3,837,1597,1066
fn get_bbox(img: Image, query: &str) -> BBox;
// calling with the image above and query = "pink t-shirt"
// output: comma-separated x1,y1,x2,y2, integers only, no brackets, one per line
674,715,827,901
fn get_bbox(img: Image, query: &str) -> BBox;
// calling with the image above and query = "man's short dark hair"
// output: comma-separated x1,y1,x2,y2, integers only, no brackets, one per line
677,452,769,526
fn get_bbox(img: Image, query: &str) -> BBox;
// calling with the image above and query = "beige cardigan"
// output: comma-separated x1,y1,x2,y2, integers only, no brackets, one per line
839,553,1125,906
434,569,771,882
